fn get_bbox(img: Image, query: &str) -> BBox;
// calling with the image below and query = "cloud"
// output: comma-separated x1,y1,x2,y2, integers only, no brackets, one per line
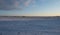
0,0,60,10
24,0,32,6
0,0,34,10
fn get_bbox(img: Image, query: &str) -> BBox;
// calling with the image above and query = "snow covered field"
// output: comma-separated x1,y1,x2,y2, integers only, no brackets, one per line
0,18,60,35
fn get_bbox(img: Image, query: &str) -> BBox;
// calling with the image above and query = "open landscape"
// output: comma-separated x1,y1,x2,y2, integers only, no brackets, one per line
0,16,60,21
0,0,60,35
0,16,60,35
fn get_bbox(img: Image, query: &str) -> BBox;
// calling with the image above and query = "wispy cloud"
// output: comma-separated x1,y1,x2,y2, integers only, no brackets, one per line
24,0,32,6
0,0,34,10
0,0,59,10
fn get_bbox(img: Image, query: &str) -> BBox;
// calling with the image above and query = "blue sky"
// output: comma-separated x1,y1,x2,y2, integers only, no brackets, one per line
0,0,60,16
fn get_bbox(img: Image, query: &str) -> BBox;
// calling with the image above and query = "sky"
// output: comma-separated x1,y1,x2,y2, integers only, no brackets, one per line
0,0,60,16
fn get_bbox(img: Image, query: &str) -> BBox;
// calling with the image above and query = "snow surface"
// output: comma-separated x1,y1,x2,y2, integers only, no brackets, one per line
0,18,60,35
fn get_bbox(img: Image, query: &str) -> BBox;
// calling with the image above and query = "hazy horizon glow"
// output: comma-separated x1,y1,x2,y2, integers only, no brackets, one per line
0,0,60,16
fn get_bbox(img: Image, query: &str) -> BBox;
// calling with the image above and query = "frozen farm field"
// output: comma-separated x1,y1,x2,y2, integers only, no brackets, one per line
0,18,60,35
